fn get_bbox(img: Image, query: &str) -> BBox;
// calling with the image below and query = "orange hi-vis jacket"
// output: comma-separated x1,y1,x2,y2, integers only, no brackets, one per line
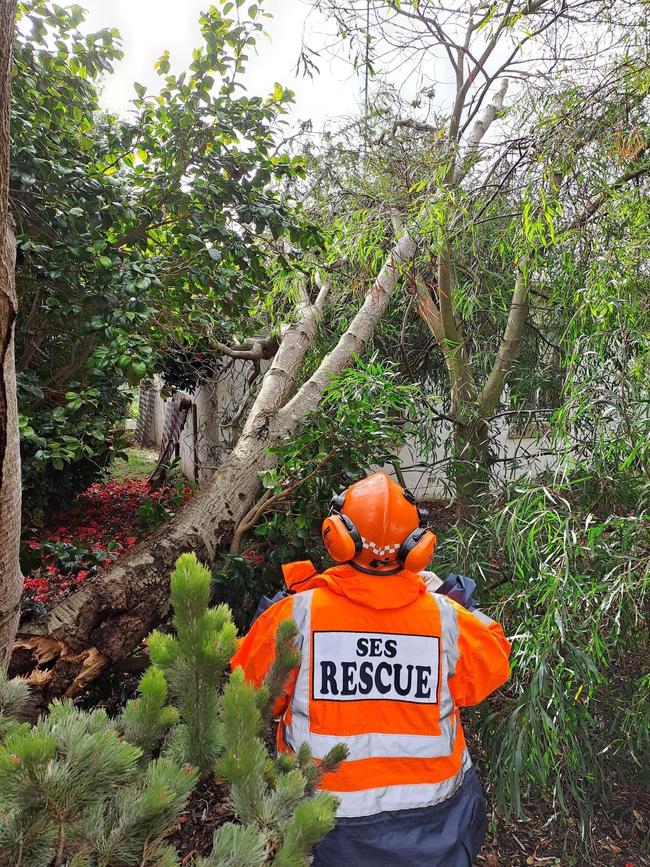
231,560,511,820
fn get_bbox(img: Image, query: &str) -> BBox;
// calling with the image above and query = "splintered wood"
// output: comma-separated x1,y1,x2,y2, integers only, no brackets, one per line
11,636,109,697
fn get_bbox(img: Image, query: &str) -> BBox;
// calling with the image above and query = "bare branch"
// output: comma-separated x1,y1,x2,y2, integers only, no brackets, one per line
314,269,332,312
212,337,277,361
281,229,418,420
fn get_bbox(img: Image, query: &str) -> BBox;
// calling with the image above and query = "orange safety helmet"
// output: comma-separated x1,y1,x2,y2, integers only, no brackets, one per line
321,471,437,574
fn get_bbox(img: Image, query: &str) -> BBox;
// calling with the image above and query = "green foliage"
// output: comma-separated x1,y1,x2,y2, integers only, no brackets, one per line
12,0,319,519
0,691,195,867
297,36,649,509
0,671,30,735
436,479,649,831
198,822,268,867
273,792,338,867
0,554,344,865
264,354,416,527
148,553,237,776
12,3,146,518
215,668,345,864
260,619,301,727
217,669,273,823
135,477,194,531
119,668,178,761
95,758,196,867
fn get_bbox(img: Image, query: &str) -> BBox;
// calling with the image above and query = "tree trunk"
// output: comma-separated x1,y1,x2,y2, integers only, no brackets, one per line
452,417,493,519
0,0,21,670
12,232,417,709
10,293,322,709
407,84,510,518
135,380,157,448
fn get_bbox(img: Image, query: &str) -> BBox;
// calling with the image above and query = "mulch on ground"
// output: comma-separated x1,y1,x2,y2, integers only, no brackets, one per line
167,777,236,864
162,758,649,866
478,781,649,866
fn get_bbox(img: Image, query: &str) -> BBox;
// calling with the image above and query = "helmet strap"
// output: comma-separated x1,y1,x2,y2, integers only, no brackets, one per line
348,560,402,576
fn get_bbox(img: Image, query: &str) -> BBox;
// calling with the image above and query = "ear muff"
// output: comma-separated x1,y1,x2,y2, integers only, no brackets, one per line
322,513,362,562
398,527,437,573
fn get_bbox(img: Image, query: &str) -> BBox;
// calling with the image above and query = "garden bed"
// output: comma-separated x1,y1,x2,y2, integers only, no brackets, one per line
20,473,195,617
18,470,649,866
160,737,649,867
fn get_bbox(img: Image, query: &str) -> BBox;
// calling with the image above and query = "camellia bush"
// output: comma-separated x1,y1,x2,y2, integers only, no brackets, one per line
0,554,344,866
12,0,319,521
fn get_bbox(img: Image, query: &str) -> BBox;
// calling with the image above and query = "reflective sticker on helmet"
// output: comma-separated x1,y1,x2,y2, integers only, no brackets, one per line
360,536,401,557
312,631,440,704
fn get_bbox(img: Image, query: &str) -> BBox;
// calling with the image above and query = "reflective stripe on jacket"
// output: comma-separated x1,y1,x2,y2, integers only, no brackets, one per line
230,560,510,820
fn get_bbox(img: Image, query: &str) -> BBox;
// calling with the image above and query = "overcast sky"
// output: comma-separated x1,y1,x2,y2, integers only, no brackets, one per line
82,0,367,128
80,0,606,148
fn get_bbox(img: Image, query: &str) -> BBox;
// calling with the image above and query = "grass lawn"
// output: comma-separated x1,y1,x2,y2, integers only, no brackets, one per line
111,446,159,480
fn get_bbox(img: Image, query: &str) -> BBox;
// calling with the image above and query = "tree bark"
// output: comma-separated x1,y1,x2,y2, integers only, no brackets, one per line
479,264,529,417
0,0,21,670
12,231,417,708
453,417,493,518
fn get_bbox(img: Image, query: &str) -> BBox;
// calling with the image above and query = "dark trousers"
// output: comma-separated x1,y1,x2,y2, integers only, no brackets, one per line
312,767,487,867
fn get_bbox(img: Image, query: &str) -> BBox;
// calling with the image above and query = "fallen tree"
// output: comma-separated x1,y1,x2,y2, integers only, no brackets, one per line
11,232,418,708
14,0,649,707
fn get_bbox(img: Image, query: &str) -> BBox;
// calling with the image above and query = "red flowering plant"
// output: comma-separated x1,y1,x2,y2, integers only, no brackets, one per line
21,477,195,614
242,549,264,567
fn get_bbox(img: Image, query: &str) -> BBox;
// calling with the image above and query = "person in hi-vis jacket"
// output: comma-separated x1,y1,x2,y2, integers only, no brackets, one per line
231,471,511,866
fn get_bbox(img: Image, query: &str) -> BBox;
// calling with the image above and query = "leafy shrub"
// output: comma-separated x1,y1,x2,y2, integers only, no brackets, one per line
0,554,344,865
18,380,134,525
435,479,649,832
136,478,195,531
12,0,319,520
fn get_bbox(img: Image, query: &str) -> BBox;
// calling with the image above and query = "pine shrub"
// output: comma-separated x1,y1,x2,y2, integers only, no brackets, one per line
119,667,178,761
0,680,195,867
0,553,345,865
147,553,237,776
